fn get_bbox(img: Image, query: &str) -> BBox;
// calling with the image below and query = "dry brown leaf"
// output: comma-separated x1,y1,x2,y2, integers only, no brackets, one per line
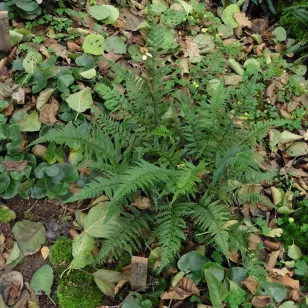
114,280,127,296
39,99,59,125
69,229,79,239
263,240,280,251
181,37,201,62
161,287,192,300
248,234,262,250
289,289,301,302
178,277,200,296
242,276,258,295
234,12,252,28
267,250,280,269
12,87,25,104
67,41,81,52
69,183,81,195
228,249,239,263
132,197,152,210
113,17,127,29
40,246,49,260
279,275,300,290
269,267,292,278
4,102,14,116
2,161,27,172
251,296,271,308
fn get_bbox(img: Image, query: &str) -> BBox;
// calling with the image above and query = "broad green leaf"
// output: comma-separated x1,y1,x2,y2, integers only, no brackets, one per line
66,88,93,114
202,262,224,282
93,269,130,296
15,111,41,132
217,24,233,38
82,34,105,55
79,68,97,79
30,265,54,296
0,206,16,223
100,5,119,24
23,51,43,74
148,247,162,272
83,204,120,238
128,45,143,62
57,74,74,93
278,302,298,308
193,34,215,53
36,88,55,110
288,244,302,260
279,131,303,144
12,220,46,255
75,54,95,69
72,233,95,258
6,242,20,265
290,65,307,76
106,36,126,54
272,27,287,42
0,173,10,194
88,5,111,20
2,180,20,200
177,0,193,13
10,30,23,47
70,252,94,269
177,252,208,284
264,282,287,303
221,4,240,29
227,59,244,75
286,142,308,157
151,0,168,14
203,269,229,308
225,267,247,286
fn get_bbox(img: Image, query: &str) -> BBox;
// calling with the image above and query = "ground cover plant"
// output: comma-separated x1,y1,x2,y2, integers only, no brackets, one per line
0,0,307,307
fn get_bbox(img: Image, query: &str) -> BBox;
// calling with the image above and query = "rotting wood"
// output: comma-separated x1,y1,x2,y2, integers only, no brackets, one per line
131,256,148,291
0,11,10,51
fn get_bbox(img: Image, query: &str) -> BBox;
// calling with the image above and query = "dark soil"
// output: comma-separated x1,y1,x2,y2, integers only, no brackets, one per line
1,197,62,307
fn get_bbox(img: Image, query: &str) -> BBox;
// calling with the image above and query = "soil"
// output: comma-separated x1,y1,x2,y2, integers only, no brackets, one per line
1,197,63,307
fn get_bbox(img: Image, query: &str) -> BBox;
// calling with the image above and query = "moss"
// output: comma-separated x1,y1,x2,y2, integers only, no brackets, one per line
49,237,73,272
280,206,308,254
57,270,102,308
115,252,131,272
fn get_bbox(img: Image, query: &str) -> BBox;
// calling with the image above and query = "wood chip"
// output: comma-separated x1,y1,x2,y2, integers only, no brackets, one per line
131,256,148,291
0,11,11,51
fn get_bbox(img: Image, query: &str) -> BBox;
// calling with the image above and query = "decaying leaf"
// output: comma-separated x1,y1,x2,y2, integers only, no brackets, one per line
40,246,49,260
251,295,271,308
39,99,59,125
234,12,252,28
242,276,258,294
2,161,27,172
161,286,194,300
131,197,152,209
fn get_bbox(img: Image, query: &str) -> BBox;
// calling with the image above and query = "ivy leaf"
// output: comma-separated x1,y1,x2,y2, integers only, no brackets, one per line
93,269,130,296
23,51,43,74
66,88,93,114
203,268,229,308
30,265,54,296
288,244,302,260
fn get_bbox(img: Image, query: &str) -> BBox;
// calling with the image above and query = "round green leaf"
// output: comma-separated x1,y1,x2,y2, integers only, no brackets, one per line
79,68,97,79
88,5,111,20
272,27,287,42
75,54,95,69
0,173,10,194
23,51,43,74
278,301,298,308
128,45,143,62
177,252,208,284
286,142,308,157
30,265,54,296
288,244,302,260
82,34,105,56
202,262,224,282
101,5,119,24
105,36,126,54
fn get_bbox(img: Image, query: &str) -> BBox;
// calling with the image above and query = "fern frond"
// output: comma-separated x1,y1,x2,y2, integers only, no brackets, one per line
94,83,128,112
172,161,206,203
106,161,171,219
65,176,118,203
96,209,149,262
193,194,230,257
155,203,194,271
243,252,266,282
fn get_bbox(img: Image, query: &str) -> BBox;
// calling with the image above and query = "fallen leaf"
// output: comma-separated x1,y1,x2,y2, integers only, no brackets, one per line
178,277,200,296
12,87,25,104
288,244,302,260
181,37,202,63
242,276,258,294
161,287,193,300
39,99,59,125
234,12,252,28
251,295,271,308
114,280,127,296
278,275,299,290
2,161,27,172
67,41,81,52
267,250,280,269
248,234,262,250
40,246,49,260
131,197,152,209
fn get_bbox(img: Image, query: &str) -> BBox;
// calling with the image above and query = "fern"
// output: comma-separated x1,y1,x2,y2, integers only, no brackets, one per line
154,203,194,271
193,194,230,257
243,252,266,282
96,209,149,262
94,82,128,112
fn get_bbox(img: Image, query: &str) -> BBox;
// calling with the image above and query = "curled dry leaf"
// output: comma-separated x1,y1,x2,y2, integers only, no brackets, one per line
132,197,152,210
251,295,271,308
178,277,200,296
161,287,193,300
248,234,262,250
267,250,280,269
279,275,300,290
40,246,49,260
39,99,59,125
242,276,258,295
289,289,301,302
234,12,252,28
67,41,81,52
263,240,280,251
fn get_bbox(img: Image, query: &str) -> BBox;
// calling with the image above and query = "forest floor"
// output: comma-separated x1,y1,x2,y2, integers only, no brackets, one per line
0,0,307,307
